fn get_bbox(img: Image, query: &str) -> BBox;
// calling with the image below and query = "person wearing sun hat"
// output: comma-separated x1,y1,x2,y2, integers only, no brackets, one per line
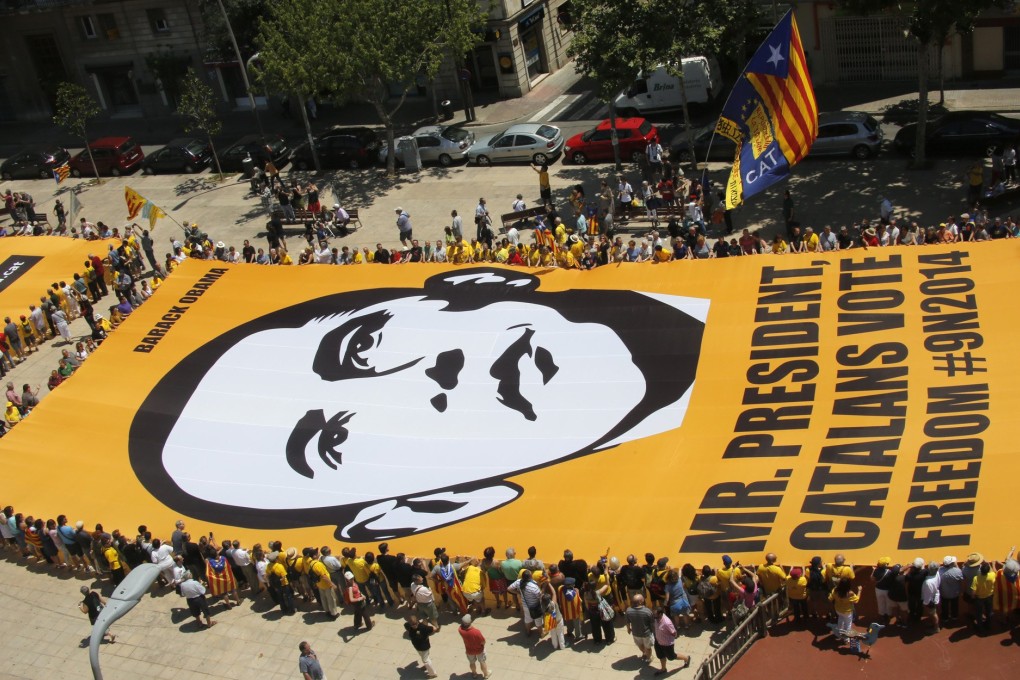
993,546,1020,625
962,552,985,595
938,556,965,624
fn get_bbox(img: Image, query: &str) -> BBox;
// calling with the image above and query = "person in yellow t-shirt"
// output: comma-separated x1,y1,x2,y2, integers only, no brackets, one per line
5,401,21,428
458,558,488,616
308,550,339,618
652,245,672,263
971,562,995,629
103,537,125,586
716,556,735,613
554,220,567,246
556,248,578,269
268,554,297,614
756,553,788,597
569,234,585,260
786,566,808,622
826,555,854,590
771,234,788,254
802,227,820,252
828,578,861,635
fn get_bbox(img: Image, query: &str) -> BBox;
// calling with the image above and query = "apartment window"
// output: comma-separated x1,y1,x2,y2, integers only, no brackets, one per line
79,16,97,40
97,13,119,40
147,8,169,34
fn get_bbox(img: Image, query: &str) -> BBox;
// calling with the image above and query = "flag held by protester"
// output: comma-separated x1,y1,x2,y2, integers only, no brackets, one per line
716,9,818,210
124,186,167,229
52,162,70,184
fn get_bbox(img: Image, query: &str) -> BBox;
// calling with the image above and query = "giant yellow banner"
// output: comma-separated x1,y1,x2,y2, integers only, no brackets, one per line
3,244,1014,565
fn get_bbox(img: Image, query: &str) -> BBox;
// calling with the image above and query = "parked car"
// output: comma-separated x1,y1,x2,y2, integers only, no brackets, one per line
468,123,563,166
670,124,737,163
564,117,659,164
614,57,723,117
894,111,1020,157
291,127,380,170
141,138,213,174
378,125,475,166
671,111,884,164
1,146,71,180
219,134,290,173
68,137,144,177
810,111,883,159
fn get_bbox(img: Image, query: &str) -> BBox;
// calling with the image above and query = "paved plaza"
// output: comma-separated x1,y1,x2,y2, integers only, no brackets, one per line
0,554,719,679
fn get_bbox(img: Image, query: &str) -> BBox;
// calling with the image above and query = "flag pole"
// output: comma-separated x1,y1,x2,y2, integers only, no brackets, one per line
698,9,792,201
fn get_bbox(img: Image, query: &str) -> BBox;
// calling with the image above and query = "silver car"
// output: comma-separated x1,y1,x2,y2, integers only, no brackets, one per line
378,125,475,167
468,123,564,166
809,111,884,159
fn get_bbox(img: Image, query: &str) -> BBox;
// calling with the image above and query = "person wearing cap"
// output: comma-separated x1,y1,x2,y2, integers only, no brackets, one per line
962,552,984,599
994,545,1020,626
4,400,21,429
458,614,491,679
79,585,116,643
938,556,964,624
179,570,217,628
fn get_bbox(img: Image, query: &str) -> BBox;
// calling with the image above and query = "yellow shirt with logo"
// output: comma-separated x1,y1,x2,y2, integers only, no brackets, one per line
462,565,483,594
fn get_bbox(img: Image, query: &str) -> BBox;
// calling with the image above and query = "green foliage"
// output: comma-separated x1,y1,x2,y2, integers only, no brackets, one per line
177,69,222,138
52,82,100,140
566,0,657,102
200,0,268,60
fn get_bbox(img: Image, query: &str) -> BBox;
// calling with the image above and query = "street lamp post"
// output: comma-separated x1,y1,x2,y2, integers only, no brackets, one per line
215,0,265,142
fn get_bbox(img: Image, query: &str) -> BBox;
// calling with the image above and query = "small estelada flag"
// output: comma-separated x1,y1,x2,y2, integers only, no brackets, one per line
53,162,70,184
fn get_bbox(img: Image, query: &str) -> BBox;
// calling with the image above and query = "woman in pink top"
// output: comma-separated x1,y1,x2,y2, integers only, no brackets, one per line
652,607,691,675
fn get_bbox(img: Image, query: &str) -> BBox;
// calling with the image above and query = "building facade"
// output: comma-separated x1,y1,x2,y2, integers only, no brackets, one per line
0,0,213,121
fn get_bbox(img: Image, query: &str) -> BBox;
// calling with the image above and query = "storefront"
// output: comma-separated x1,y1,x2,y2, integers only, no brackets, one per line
518,5,548,82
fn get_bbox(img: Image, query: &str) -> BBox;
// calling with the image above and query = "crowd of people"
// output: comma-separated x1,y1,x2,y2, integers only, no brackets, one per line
2,500,1020,678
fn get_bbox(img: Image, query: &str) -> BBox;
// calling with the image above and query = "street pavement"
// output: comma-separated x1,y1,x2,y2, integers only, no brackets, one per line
0,553,719,680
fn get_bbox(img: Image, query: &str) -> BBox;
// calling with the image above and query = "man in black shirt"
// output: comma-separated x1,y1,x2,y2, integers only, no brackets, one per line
619,554,647,600
79,585,116,642
404,614,438,678
374,243,391,265
558,549,588,586
242,240,256,264
836,225,855,250
377,542,403,606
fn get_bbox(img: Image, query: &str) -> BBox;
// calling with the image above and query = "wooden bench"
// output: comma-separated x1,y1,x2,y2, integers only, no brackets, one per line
500,206,547,231
259,207,362,239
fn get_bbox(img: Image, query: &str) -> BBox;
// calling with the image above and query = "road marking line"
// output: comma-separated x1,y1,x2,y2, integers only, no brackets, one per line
530,95,571,123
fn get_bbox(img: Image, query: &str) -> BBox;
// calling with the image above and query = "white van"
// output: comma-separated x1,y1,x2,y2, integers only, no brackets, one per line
614,57,723,117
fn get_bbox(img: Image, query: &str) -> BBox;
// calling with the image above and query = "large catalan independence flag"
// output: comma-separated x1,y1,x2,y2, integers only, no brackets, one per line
717,10,818,210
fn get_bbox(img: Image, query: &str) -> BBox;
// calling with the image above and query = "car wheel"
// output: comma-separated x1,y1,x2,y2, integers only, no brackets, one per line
39,169,50,180
475,155,491,166
438,153,453,167
110,167,121,177
630,150,643,163
1,172,11,181
71,168,82,178
852,144,871,160
572,152,588,164
184,164,197,174
533,153,549,165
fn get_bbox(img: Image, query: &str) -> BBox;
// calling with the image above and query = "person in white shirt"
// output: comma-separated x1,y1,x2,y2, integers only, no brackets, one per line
512,194,526,213
506,226,520,246
230,541,260,596
879,196,893,224
431,241,448,263
450,210,463,241
888,220,901,246
151,538,176,585
820,226,838,251
617,176,634,209
1004,143,1017,183
314,244,332,264
475,199,489,240
646,138,663,175
179,571,217,628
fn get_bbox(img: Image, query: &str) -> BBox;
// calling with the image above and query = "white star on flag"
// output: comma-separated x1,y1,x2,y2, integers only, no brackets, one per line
766,44,785,69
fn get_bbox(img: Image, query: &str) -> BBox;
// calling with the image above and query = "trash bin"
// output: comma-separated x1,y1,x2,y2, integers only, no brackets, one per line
440,99,454,121
241,155,256,178
398,135,422,172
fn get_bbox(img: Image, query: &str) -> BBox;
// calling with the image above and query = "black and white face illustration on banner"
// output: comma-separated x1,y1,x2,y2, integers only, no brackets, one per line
130,269,708,540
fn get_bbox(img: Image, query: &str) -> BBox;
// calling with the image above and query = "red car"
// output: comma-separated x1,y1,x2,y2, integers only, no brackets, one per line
564,117,659,164
69,136,145,177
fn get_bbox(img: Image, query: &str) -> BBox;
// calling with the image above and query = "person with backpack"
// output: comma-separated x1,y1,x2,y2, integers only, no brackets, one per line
806,556,829,619
647,556,670,608
619,554,646,603
582,578,615,645
267,551,296,615
697,566,723,623
307,548,339,619
346,569,374,631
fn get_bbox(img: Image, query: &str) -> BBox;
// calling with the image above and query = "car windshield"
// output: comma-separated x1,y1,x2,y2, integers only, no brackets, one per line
117,141,135,154
638,121,653,136
42,146,63,158
534,125,558,140
441,127,470,143
582,130,595,142
269,138,286,153
185,140,207,155
864,116,880,132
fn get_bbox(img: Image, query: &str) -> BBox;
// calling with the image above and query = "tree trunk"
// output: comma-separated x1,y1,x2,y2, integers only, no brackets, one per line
208,135,224,179
914,43,929,169
677,66,698,171
298,92,320,173
84,133,99,181
937,43,945,106
372,100,397,177
609,99,621,171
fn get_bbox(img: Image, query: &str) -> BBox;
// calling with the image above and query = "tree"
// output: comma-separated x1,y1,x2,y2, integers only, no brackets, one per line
255,0,484,176
252,0,333,172
646,0,737,169
841,0,1008,167
177,69,225,177
567,0,656,170
53,82,101,179
199,0,268,61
